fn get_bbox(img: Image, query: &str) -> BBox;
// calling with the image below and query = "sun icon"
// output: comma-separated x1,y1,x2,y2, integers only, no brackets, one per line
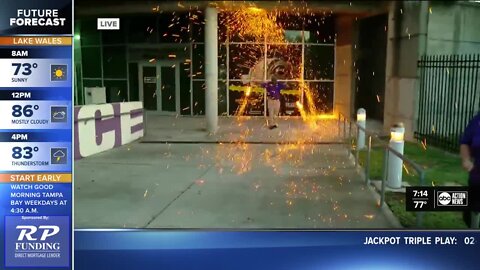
55,69,63,78
51,65,68,81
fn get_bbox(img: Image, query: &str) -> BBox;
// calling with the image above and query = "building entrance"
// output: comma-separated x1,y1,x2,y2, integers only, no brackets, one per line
139,61,180,114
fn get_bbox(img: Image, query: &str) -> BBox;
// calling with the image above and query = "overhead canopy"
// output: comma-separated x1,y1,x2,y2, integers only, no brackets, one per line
75,0,389,17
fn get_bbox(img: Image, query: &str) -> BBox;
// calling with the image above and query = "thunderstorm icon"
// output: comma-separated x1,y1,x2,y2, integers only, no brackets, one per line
51,148,67,164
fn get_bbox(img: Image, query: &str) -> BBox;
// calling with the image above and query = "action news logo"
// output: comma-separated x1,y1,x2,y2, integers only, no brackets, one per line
5,216,69,267
436,191,468,207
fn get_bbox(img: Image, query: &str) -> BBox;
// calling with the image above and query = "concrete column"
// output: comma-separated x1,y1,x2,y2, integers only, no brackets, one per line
412,1,429,132
334,15,354,119
383,1,399,136
383,1,424,140
205,7,218,133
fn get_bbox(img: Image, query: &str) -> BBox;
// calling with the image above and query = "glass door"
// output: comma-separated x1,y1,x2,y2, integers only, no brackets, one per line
158,64,179,113
139,62,180,114
140,64,157,111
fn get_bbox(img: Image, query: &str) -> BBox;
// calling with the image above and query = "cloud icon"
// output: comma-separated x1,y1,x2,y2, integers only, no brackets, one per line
53,150,65,158
53,111,66,120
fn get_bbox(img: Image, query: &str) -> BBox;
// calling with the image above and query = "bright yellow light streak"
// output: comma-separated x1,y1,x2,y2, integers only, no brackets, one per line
421,138,427,150
245,86,251,97
403,164,410,175
248,7,263,13
296,101,303,109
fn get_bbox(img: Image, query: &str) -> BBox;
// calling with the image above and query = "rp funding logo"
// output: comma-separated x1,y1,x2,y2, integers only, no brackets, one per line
5,216,69,267
14,225,61,259
17,225,60,241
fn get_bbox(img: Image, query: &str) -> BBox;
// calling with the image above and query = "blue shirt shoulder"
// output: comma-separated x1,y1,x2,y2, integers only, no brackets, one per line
461,113,480,145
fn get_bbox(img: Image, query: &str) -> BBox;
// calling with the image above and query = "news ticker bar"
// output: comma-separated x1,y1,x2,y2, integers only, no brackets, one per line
406,186,476,211
74,231,480,269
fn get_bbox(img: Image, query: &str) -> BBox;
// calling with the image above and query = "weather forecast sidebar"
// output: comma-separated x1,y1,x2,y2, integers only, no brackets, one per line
0,0,73,269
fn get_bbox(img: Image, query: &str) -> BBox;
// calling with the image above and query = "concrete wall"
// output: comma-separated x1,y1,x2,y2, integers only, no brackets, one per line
74,102,144,159
334,15,355,119
383,1,480,140
423,2,480,136
427,2,480,55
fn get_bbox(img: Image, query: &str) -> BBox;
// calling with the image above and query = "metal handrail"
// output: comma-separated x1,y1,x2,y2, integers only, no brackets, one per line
338,112,427,228
386,146,425,181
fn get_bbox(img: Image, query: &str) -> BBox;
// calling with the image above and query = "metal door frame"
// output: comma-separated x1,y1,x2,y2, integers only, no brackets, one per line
138,60,180,114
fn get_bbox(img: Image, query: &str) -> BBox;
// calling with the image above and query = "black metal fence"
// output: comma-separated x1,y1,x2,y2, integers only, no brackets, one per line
415,54,480,152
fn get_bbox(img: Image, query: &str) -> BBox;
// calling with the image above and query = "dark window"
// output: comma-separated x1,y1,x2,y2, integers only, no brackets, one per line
218,12,228,43
128,63,139,102
218,80,227,115
229,44,263,80
267,44,302,80
306,82,334,113
190,10,204,42
103,46,127,78
81,47,102,78
192,81,205,115
304,13,335,44
304,45,335,80
80,19,101,46
102,20,126,44
127,15,157,43
192,43,204,80
104,79,128,103
82,79,102,88
180,62,191,115
228,81,264,116
276,13,304,31
158,12,190,43
219,44,227,80
75,63,83,105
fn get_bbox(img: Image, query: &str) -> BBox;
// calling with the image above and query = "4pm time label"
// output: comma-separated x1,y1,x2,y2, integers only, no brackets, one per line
0,142,71,172
0,100,70,129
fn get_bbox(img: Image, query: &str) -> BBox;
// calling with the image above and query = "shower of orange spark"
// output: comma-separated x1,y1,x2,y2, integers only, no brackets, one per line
224,7,285,43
